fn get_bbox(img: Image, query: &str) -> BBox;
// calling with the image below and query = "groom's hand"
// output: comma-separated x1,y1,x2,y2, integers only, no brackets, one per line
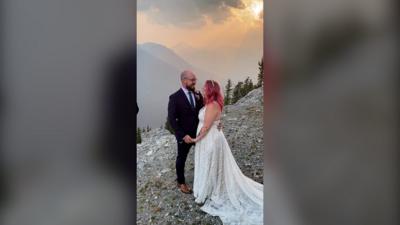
217,122,223,131
183,135,192,144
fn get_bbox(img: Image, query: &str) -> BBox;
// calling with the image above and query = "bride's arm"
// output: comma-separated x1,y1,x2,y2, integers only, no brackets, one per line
192,102,219,143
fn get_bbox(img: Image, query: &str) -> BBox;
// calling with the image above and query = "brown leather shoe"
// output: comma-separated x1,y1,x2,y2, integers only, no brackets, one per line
177,183,193,194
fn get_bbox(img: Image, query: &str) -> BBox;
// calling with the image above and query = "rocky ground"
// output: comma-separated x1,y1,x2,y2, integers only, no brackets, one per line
137,87,263,224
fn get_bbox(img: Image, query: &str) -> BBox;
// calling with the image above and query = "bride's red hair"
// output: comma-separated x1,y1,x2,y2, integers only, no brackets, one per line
203,80,224,111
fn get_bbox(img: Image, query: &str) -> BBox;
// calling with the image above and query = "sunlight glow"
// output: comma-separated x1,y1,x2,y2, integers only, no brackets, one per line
250,1,263,18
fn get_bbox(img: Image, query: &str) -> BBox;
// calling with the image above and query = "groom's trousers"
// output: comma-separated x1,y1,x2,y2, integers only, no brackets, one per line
176,141,194,184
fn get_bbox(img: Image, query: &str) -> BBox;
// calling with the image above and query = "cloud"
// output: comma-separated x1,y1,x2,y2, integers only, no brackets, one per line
137,0,246,28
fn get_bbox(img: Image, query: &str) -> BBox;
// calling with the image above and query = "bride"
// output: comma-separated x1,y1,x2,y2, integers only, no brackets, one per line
188,80,263,225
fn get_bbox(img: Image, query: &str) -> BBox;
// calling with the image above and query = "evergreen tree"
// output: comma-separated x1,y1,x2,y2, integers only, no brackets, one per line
165,117,175,134
146,125,151,132
224,79,233,105
243,76,254,95
257,59,264,87
136,127,142,144
232,81,243,104
243,77,250,93
249,79,254,91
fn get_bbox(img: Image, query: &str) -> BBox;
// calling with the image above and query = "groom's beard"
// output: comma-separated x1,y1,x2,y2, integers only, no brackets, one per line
187,85,196,92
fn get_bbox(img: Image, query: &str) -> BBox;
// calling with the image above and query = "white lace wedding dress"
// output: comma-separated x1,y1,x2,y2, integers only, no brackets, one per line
193,106,264,225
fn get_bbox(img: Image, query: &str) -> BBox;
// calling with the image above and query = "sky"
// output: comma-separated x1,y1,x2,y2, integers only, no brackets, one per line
137,0,263,84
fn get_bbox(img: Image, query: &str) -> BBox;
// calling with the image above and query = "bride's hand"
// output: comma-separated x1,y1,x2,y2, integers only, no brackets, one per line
189,136,197,143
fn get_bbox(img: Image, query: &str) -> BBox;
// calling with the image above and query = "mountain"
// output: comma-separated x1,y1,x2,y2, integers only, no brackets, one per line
172,28,263,85
139,42,218,80
137,87,264,224
137,42,218,128
140,42,194,71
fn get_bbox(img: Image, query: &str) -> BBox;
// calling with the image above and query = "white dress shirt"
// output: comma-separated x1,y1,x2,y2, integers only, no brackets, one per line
181,86,196,107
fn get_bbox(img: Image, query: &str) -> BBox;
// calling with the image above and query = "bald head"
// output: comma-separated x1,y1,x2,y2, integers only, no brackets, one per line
180,70,197,91
180,70,195,80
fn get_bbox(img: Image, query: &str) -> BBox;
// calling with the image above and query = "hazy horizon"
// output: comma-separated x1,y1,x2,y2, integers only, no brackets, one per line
137,0,263,128
138,0,263,85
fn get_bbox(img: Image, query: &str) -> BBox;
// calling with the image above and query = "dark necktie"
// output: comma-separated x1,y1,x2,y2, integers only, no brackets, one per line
188,91,195,108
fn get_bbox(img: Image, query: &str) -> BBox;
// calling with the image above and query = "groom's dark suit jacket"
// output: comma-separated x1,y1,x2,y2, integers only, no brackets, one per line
168,88,204,142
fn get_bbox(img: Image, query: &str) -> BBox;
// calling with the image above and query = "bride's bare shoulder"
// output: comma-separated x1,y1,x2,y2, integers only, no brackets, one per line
206,101,218,108
206,101,222,113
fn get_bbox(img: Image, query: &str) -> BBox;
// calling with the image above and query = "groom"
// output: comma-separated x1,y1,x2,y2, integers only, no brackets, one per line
168,70,221,194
